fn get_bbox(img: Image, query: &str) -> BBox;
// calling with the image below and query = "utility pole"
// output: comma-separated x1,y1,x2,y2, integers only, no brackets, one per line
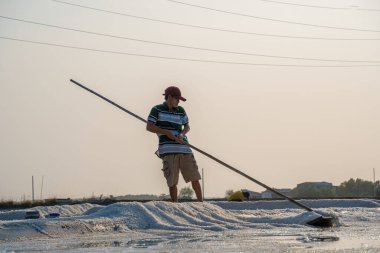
40,176,44,200
374,168,376,198
202,168,205,200
32,176,35,203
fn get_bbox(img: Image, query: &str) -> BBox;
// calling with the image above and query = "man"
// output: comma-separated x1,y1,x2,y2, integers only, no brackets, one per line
146,86,203,202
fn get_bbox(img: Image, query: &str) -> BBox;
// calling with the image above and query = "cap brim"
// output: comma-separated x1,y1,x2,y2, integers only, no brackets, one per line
179,96,186,101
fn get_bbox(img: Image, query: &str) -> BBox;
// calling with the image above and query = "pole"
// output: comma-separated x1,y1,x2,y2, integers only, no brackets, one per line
40,176,44,200
69,78,313,211
32,176,35,203
69,79,334,227
374,168,376,197
202,168,205,200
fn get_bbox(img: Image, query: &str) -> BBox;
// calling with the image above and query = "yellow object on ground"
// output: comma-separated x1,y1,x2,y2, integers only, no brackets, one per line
228,191,244,202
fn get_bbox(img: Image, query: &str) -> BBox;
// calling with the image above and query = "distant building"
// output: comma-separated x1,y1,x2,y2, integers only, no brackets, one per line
261,189,291,199
241,189,261,200
297,182,333,189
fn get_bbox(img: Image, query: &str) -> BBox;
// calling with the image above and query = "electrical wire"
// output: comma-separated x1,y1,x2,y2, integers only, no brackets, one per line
257,0,349,10
256,0,380,12
168,0,380,33
51,0,380,41
0,36,379,67
1,16,379,63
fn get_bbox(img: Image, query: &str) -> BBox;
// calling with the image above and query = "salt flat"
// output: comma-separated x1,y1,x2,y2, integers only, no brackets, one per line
0,199,379,252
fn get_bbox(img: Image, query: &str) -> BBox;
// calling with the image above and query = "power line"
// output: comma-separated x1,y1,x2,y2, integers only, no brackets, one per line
168,0,380,33
257,0,380,12
257,0,349,10
360,8,380,12
51,0,380,41
2,16,379,63
1,36,379,67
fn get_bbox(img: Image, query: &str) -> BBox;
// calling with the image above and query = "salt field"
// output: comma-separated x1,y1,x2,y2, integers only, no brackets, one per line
0,199,379,252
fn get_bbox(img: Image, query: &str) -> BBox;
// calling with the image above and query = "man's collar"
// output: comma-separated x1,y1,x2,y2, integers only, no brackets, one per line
163,102,178,112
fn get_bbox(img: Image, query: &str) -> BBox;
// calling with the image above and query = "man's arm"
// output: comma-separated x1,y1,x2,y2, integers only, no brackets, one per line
181,124,190,136
146,123,182,143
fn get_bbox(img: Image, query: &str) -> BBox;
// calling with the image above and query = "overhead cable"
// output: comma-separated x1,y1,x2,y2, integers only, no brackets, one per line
0,36,379,68
257,0,380,12
168,0,380,33
257,0,348,10
51,0,380,41
1,16,379,63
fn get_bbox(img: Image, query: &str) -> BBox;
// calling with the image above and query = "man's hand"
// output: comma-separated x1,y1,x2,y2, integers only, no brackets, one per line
177,133,186,144
147,123,186,144
165,130,185,144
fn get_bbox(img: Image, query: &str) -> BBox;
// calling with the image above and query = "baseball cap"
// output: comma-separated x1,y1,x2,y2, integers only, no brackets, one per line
163,86,186,101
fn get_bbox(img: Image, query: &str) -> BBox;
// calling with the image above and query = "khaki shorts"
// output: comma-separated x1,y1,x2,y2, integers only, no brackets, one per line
162,154,201,187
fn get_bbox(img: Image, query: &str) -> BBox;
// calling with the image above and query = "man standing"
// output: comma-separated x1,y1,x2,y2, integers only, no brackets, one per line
146,86,203,202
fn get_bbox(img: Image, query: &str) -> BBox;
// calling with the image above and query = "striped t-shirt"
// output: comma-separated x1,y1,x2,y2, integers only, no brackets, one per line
147,102,192,157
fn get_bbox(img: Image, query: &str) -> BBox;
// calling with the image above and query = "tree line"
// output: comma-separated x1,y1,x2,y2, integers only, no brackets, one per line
290,178,380,198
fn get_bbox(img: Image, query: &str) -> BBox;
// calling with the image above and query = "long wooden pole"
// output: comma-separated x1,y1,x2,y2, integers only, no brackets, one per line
70,79,315,212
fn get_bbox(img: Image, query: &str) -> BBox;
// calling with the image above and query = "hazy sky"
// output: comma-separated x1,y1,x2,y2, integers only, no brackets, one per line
1,0,379,200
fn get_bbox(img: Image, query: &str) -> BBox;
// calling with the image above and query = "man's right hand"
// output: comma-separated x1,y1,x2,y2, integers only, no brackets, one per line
165,130,184,144
147,123,185,144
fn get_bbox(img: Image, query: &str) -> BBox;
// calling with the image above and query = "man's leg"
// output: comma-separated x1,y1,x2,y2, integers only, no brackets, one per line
180,154,202,202
191,180,203,202
169,185,178,202
163,155,179,202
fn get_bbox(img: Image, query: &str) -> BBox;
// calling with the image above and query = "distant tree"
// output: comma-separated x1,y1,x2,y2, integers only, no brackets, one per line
290,178,378,198
318,187,337,198
225,189,234,199
375,181,380,198
179,186,194,199
337,178,376,197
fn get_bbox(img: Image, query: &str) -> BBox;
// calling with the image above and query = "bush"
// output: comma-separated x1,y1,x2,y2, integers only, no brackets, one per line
179,186,194,199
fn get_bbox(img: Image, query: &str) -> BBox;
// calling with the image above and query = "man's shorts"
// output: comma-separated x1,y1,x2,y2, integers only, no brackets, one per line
161,153,201,187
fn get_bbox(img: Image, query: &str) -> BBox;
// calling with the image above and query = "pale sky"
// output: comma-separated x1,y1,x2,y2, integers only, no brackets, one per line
0,0,379,200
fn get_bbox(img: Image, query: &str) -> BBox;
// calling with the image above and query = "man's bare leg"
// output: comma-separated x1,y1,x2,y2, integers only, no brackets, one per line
191,181,203,202
169,185,178,202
